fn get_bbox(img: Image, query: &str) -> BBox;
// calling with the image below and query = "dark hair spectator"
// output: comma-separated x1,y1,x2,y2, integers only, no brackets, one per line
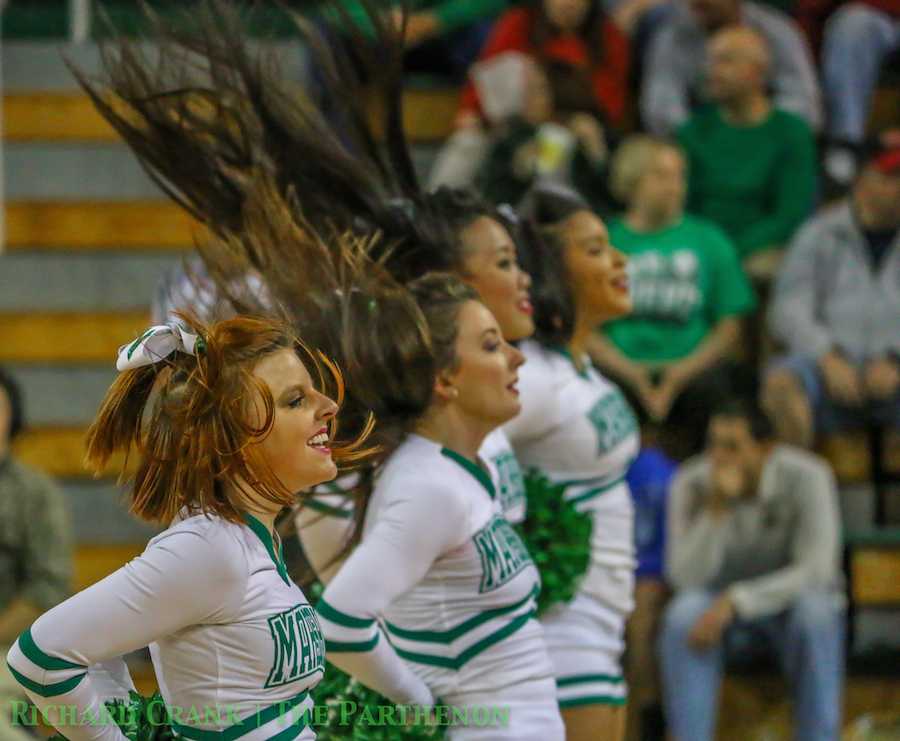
0,365,73,739
0,368,24,443
429,0,630,190
476,60,614,209
660,401,844,741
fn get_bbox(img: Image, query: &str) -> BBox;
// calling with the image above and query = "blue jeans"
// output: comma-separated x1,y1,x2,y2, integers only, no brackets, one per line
768,354,900,433
822,3,900,144
659,589,845,741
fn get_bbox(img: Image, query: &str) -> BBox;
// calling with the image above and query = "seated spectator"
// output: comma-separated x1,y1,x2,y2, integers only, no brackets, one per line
660,400,844,741
625,446,677,741
334,0,508,79
476,60,613,209
821,0,900,191
677,26,817,272
763,136,900,448
589,135,756,460
429,0,630,189
0,368,73,740
641,0,822,135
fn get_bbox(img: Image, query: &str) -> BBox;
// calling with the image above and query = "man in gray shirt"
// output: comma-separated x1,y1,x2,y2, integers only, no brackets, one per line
763,137,900,448
641,0,822,135
659,399,844,741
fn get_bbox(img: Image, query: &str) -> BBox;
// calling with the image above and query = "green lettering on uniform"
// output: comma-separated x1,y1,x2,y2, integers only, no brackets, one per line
474,515,533,592
266,604,326,687
493,452,525,516
587,389,638,455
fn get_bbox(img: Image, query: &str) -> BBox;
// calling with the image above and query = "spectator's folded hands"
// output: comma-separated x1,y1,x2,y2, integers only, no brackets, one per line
688,594,735,650
819,351,864,407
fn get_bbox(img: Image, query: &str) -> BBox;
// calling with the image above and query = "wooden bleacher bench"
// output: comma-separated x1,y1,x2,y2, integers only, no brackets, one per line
2,88,460,145
847,529,900,607
12,425,128,479
4,201,200,251
73,542,146,592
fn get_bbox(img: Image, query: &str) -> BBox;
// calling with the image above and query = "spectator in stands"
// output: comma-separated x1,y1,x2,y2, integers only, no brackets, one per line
677,26,817,275
641,0,821,136
589,135,756,460
821,0,900,190
0,368,72,741
660,399,844,741
429,0,630,189
763,135,900,448
336,0,509,79
476,59,613,209
625,446,677,741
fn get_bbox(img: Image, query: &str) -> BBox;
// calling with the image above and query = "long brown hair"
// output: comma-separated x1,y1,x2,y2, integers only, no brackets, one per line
68,1,511,287
85,312,373,525
191,174,481,576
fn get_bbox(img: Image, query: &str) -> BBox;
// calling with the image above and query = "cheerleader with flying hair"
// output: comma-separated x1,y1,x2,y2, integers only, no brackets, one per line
4,199,383,740
69,0,536,558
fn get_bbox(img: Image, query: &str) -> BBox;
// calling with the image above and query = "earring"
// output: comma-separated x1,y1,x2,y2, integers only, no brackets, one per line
450,388,459,399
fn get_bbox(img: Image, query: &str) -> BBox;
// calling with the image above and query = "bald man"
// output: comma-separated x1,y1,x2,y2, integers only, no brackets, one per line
641,0,822,136
676,25,817,270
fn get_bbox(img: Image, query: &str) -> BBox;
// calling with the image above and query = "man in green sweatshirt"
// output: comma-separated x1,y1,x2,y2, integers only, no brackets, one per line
677,25,816,272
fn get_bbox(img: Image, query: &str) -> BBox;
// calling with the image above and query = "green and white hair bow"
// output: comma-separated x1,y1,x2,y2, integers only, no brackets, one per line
116,324,205,372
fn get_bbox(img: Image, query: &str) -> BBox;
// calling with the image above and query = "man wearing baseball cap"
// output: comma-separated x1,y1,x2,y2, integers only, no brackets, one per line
762,131,900,448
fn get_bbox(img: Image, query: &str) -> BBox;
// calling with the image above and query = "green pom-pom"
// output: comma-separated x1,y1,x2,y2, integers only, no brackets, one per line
515,470,592,615
47,691,174,741
309,581,445,739
311,662,446,739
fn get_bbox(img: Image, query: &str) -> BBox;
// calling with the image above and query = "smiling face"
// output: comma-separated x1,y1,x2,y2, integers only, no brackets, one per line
459,216,535,342
249,348,338,494
443,300,525,428
560,210,631,325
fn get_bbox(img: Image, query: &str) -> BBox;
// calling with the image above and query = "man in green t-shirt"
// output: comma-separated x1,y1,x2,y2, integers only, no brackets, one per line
677,26,816,275
589,135,756,460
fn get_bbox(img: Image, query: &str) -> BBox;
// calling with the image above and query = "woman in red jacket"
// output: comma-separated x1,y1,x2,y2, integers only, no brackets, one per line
429,0,631,190
462,0,630,129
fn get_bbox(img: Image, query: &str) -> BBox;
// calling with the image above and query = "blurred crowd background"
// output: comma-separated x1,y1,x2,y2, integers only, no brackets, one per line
0,0,898,739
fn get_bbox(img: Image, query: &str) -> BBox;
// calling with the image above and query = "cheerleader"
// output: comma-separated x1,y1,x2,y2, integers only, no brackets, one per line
5,308,368,741
314,274,563,739
504,184,639,741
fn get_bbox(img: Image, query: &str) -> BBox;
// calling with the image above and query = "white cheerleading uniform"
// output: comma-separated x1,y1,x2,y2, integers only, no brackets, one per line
295,428,528,583
504,340,640,709
316,435,564,740
7,512,324,741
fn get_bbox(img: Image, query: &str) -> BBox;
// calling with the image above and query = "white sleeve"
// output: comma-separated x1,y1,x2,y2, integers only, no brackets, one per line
6,527,247,741
503,357,562,444
316,482,469,706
